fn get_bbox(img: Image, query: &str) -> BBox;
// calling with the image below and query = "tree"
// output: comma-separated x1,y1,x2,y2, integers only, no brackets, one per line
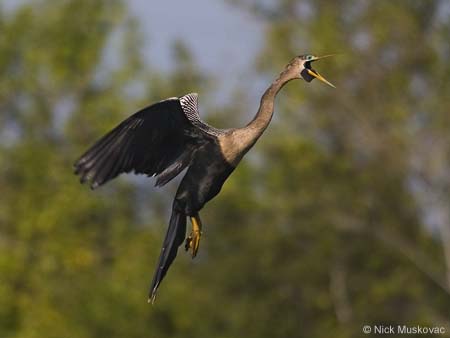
207,0,450,336
2,1,450,337
0,1,212,337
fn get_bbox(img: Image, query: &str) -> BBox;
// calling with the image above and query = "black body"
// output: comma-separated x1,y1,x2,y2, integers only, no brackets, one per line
176,142,235,215
150,143,235,296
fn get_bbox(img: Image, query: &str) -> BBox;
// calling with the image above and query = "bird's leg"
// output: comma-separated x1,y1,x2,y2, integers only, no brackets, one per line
185,213,202,258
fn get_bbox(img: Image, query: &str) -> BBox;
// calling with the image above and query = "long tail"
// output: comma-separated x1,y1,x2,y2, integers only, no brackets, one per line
149,205,186,303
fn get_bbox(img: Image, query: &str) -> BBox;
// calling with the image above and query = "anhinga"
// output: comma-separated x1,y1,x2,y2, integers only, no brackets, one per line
74,54,335,302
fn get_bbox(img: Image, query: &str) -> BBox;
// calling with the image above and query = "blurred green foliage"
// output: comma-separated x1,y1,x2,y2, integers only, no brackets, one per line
1,1,450,337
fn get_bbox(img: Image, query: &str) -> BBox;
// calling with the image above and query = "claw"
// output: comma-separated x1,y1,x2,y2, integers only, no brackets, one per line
185,214,202,258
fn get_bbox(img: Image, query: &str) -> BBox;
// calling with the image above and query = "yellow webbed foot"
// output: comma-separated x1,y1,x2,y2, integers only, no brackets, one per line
185,214,203,258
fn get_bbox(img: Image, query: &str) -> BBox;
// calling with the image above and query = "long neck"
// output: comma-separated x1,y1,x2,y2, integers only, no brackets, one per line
219,69,294,167
244,71,293,142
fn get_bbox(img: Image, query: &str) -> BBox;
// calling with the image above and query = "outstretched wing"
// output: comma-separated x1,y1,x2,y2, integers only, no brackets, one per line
74,94,217,189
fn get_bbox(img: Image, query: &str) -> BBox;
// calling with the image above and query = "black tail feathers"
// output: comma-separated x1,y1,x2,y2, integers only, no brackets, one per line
149,206,186,303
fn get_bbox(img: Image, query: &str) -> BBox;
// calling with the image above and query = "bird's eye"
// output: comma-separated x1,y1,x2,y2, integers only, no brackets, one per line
307,55,313,60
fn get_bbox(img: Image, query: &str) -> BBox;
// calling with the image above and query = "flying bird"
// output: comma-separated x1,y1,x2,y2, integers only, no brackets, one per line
74,54,335,303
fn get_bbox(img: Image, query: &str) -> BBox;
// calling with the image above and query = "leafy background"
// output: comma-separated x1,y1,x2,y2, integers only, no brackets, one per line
1,1,450,337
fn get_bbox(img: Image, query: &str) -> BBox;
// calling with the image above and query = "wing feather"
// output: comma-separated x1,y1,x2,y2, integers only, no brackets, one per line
74,97,212,189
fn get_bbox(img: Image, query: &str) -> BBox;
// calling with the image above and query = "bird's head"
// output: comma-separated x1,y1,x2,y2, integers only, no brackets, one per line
284,54,336,88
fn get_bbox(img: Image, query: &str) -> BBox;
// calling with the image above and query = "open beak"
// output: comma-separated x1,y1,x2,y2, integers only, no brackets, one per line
306,54,336,88
306,69,336,88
